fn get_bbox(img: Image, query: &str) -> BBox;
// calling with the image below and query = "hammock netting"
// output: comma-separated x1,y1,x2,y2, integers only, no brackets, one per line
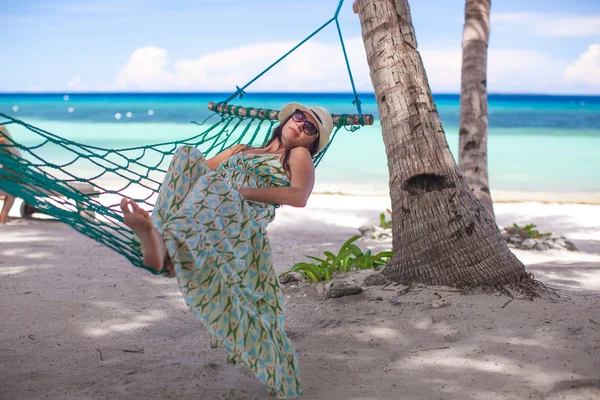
0,0,369,273
0,108,364,273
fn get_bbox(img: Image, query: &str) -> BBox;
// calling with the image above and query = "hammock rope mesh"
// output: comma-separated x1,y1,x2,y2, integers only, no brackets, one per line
0,110,360,272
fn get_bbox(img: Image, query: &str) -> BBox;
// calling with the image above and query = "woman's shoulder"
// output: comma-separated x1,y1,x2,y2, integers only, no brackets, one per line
289,146,312,157
290,147,314,162
288,147,315,168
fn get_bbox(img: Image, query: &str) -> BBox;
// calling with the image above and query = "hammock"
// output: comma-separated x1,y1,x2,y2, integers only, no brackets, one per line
0,0,373,273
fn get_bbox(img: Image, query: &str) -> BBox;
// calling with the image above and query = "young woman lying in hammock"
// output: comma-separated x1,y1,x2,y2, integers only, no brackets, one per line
119,102,333,399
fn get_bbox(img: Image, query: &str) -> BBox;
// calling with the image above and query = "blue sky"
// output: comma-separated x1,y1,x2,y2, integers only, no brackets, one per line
1,0,599,94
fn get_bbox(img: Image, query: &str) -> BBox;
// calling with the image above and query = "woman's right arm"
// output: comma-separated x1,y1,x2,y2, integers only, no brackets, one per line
206,144,246,170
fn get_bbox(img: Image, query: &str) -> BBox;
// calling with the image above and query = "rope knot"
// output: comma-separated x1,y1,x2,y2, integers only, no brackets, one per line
352,95,364,126
235,86,246,99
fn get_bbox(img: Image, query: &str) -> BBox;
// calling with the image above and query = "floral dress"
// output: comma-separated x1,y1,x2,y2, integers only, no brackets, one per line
150,146,301,399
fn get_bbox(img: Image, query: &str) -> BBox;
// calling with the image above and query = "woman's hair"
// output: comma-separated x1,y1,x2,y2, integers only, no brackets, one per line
234,114,320,175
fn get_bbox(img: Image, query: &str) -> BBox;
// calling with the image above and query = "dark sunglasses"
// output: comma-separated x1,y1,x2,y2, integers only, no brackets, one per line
291,109,319,136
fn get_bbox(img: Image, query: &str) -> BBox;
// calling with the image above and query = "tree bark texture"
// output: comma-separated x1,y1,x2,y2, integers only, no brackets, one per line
355,0,525,286
458,0,494,218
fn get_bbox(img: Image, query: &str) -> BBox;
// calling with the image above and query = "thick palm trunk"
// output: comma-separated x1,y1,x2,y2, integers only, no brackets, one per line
459,0,494,218
355,0,525,286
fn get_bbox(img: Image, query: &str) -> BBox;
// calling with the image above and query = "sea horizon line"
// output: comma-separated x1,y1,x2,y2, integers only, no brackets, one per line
1,92,599,98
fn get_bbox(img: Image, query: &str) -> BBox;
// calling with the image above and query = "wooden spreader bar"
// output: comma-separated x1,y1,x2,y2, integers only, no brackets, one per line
207,102,374,126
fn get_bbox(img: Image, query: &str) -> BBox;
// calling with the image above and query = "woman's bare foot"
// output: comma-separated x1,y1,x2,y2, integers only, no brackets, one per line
120,198,171,273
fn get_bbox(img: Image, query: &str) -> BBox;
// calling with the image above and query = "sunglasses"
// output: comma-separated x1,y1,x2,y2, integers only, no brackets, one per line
291,109,319,136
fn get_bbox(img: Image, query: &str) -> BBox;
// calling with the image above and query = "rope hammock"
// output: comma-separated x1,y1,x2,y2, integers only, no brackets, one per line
0,0,374,273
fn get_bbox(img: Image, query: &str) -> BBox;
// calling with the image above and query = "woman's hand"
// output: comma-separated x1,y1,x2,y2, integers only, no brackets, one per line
353,0,358,14
238,188,250,199
206,144,246,170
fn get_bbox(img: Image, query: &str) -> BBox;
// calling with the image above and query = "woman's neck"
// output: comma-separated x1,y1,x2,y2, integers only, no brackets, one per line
262,141,285,154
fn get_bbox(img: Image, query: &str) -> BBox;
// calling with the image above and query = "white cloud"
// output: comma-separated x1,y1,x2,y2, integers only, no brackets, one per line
113,39,373,93
563,44,600,86
419,49,462,92
111,40,559,94
488,50,563,93
419,48,561,93
493,13,600,37
85,37,591,94
67,76,91,91
115,47,177,90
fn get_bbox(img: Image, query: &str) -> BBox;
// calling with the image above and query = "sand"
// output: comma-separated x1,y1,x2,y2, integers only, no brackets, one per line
0,195,599,400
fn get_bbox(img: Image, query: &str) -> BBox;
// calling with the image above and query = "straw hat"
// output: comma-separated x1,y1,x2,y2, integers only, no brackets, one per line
279,102,333,153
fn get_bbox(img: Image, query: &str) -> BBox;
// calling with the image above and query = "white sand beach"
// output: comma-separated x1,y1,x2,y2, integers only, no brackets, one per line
1,195,599,400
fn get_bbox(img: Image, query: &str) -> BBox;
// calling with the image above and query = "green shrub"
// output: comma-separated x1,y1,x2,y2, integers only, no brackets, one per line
380,208,392,229
513,223,552,239
280,236,393,283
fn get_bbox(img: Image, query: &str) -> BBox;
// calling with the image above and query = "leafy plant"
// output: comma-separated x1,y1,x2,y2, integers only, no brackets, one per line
280,235,393,283
513,223,552,239
380,208,392,229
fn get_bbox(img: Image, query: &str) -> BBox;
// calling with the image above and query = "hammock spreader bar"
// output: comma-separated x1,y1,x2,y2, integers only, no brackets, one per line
207,102,374,126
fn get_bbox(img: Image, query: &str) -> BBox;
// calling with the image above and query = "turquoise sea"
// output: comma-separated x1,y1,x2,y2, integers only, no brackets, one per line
1,93,599,194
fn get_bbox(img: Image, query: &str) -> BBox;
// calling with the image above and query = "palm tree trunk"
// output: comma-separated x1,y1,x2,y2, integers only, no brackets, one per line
355,0,525,286
459,0,494,218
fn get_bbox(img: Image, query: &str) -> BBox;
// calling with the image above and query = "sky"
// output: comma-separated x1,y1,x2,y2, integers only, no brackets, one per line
1,0,599,94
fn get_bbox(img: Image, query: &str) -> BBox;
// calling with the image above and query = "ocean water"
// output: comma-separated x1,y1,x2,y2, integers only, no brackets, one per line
1,92,599,194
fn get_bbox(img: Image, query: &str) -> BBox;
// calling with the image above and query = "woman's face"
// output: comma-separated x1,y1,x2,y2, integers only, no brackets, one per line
281,110,320,150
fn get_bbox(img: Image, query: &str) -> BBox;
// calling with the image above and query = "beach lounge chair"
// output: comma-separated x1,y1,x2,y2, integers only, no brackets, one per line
19,181,100,221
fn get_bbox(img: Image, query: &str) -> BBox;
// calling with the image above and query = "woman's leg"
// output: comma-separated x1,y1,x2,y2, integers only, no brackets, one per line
152,145,210,229
122,146,209,273
0,194,15,224
121,198,171,273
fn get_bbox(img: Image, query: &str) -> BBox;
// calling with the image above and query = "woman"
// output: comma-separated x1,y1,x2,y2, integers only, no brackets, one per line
120,102,333,399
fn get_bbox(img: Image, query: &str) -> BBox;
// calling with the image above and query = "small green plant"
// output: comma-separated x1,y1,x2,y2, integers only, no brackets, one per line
280,236,393,283
380,208,392,229
513,223,552,239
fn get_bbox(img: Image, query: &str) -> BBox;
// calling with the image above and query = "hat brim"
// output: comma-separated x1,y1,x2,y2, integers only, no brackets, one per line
279,102,327,152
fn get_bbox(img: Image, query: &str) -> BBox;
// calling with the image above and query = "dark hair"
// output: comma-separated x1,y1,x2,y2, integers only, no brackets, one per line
235,114,320,176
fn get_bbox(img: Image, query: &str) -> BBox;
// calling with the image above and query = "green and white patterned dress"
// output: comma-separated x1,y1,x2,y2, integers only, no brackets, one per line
150,146,301,399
